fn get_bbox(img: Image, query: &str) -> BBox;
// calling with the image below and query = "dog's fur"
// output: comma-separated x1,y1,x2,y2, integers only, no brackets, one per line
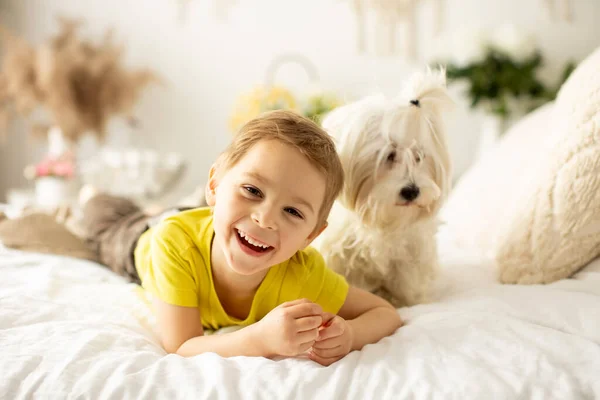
314,69,453,307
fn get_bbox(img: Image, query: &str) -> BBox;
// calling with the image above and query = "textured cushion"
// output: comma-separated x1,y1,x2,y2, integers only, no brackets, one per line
442,45,600,284
495,46,600,283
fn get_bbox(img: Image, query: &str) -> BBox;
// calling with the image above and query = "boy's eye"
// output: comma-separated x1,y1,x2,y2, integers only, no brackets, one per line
285,207,303,219
243,186,262,197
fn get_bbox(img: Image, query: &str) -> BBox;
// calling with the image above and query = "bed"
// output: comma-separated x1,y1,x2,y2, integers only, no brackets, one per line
2,226,599,399
3,35,600,400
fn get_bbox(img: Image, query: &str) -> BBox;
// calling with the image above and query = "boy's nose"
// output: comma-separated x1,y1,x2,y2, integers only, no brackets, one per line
251,208,277,230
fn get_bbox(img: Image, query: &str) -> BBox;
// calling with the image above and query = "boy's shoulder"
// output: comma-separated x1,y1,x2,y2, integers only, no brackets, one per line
288,246,325,271
161,207,212,228
150,207,213,249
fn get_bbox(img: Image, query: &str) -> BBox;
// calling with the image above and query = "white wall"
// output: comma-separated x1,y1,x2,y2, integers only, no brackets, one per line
1,0,599,201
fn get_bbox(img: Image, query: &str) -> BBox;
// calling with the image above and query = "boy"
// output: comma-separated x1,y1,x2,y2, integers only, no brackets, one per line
81,110,402,366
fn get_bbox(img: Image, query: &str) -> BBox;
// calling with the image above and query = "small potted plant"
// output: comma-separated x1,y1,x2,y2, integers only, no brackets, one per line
0,18,158,208
23,127,76,209
439,23,575,156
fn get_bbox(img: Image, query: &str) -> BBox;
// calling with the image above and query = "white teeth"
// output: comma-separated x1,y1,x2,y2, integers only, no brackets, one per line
238,230,270,248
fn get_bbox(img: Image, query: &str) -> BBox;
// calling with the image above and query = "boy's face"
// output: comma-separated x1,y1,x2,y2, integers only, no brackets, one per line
208,139,327,276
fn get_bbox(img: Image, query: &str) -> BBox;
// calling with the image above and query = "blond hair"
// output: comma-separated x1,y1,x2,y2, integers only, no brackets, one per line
215,110,344,230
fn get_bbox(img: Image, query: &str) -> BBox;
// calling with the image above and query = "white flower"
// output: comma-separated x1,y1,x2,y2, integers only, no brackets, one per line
490,23,537,62
442,26,490,68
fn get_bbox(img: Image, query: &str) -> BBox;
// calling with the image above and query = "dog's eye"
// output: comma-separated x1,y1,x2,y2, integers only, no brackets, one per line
387,151,396,163
415,154,422,163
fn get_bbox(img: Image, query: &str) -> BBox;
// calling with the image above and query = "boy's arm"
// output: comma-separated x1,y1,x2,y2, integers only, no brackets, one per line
338,286,403,351
153,297,323,358
153,297,265,357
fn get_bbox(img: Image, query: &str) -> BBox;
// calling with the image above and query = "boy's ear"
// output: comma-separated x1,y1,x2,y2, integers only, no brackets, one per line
205,165,218,206
303,222,328,248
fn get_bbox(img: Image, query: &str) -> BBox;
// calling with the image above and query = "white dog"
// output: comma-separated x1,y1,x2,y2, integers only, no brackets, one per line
314,69,453,307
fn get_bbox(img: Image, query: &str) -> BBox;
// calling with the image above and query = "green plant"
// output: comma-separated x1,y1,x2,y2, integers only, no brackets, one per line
446,50,575,119
440,24,576,122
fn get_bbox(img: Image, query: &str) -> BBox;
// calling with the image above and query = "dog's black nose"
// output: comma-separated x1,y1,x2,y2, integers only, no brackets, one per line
400,185,420,202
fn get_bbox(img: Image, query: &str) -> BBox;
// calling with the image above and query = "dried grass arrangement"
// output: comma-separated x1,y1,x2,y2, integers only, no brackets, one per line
0,17,159,144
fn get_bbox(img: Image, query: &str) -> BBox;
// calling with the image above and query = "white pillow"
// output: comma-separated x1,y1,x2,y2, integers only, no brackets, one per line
443,45,600,284
441,102,556,257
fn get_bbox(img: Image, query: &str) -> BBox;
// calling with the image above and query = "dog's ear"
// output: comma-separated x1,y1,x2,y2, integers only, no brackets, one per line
322,95,388,213
322,95,383,146
432,134,453,201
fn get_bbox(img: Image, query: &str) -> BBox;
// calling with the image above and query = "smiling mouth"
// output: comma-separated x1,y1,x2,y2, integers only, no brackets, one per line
236,229,274,254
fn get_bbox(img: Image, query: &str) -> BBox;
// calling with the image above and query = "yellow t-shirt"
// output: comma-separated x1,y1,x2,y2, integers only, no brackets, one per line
134,207,349,330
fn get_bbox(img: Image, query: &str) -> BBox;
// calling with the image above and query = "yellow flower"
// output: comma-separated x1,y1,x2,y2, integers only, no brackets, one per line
303,91,342,124
229,86,298,133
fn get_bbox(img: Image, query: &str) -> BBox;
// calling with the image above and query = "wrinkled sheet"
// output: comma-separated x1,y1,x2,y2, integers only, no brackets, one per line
1,239,599,399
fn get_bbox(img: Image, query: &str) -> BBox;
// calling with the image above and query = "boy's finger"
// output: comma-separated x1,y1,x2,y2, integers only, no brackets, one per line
296,328,319,344
320,312,335,326
312,336,341,350
287,302,323,318
295,315,323,332
311,345,343,359
308,350,340,367
317,321,345,341
298,339,317,354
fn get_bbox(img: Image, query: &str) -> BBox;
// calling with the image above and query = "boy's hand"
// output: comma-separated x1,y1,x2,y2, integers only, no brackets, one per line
308,313,354,366
255,299,323,357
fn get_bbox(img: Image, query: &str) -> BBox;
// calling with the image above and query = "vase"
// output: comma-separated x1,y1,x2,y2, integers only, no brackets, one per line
33,127,77,209
477,114,505,160
35,176,73,210
47,126,71,157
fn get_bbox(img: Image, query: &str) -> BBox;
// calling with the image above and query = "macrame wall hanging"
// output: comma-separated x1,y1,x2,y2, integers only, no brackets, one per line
175,0,238,22
350,0,445,60
543,0,574,22
172,1,574,57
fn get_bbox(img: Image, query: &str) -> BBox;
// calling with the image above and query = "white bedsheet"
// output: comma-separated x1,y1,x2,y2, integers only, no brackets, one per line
1,237,600,400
